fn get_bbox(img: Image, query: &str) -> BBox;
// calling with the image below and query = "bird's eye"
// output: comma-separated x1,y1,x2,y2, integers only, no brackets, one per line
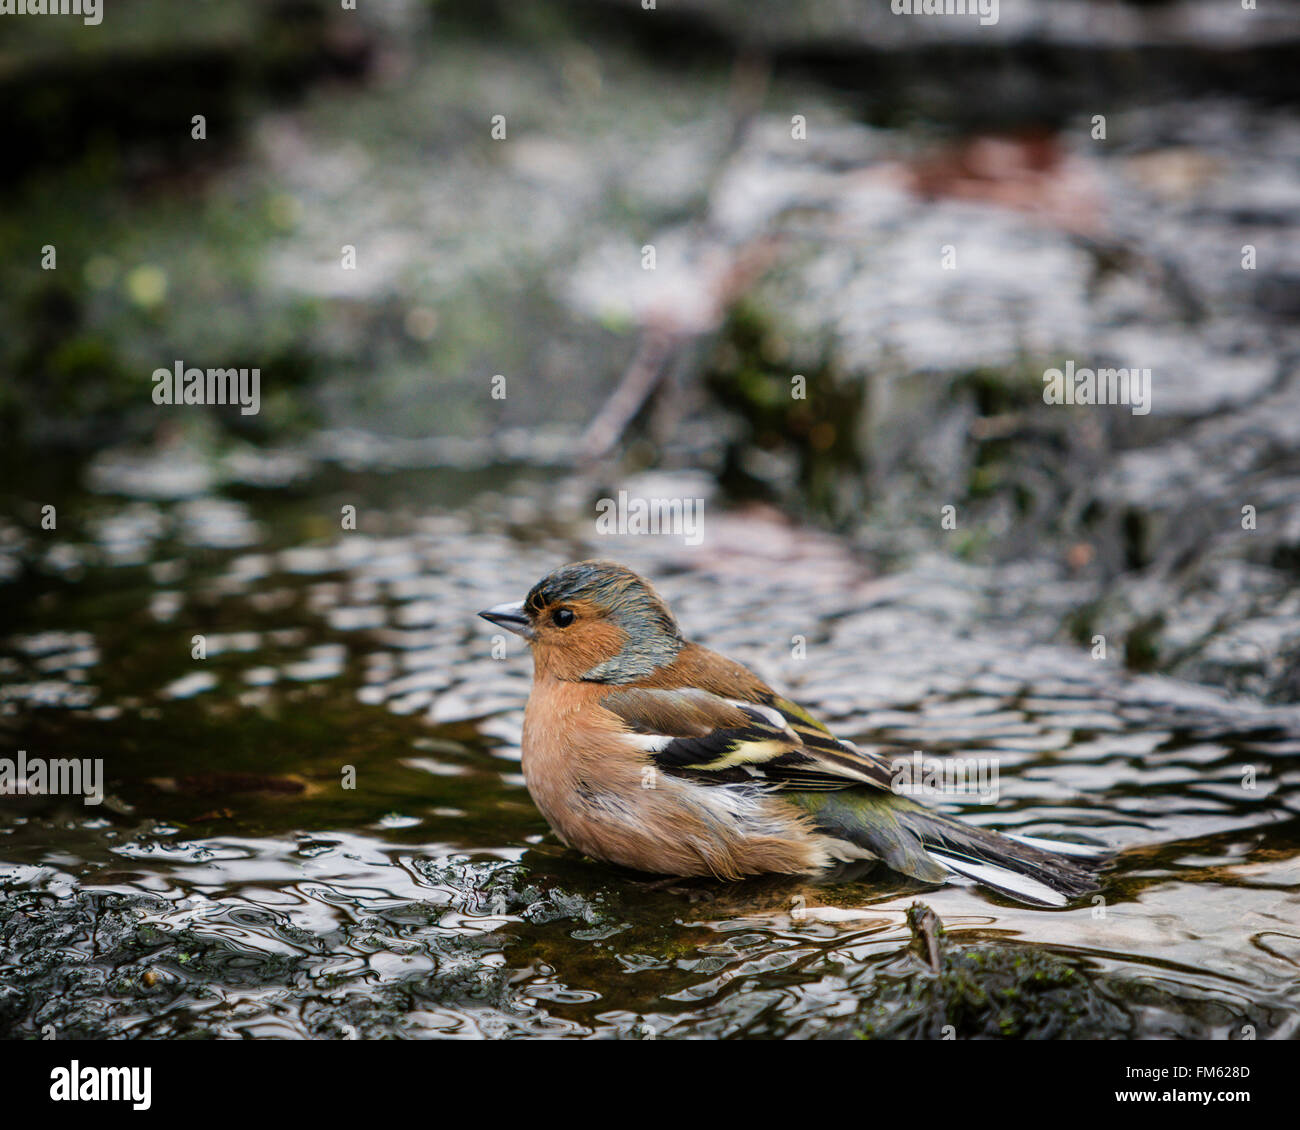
551,608,575,627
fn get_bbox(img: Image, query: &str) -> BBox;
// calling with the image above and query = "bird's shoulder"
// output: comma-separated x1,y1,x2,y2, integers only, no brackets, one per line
594,644,891,792
626,642,775,701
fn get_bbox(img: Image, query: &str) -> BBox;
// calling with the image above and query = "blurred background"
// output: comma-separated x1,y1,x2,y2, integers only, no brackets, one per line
2,0,1300,1040
5,0,1300,695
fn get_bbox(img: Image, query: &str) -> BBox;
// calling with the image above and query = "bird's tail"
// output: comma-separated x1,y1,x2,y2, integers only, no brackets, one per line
904,806,1104,907
798,791,1104,907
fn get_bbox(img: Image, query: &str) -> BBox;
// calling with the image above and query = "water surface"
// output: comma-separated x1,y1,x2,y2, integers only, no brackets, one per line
2,462,1298,1039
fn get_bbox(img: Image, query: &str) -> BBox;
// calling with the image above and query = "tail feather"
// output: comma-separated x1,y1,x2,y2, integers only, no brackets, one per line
797,791,1103,906
1004,832,1107,859
928,855,1078,907
907,805,1103,906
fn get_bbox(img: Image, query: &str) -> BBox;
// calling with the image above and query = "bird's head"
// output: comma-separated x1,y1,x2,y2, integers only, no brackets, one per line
478,560,684,682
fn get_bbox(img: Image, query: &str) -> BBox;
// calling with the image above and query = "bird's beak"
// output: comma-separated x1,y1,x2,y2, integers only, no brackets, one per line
478,599,535,639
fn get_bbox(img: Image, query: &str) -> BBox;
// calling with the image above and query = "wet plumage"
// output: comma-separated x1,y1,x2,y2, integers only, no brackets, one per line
480,560,1102,906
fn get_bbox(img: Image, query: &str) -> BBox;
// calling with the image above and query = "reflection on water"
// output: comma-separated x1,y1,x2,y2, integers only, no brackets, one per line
1,464,1299,1038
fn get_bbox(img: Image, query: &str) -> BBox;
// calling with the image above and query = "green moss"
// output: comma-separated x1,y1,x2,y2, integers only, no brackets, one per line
706,300,866,523
1125,615,1164,672
1067,602,1102,648
854,943,1123,1039
851,904,1129,1039
955,364,1043,417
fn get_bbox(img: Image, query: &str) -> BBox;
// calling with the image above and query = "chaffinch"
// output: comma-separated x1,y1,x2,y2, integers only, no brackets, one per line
480,560,1099,906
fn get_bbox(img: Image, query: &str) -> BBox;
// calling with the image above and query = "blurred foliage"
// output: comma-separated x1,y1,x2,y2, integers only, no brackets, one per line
0,0,380,466
706,300,866,524
0,160,325,461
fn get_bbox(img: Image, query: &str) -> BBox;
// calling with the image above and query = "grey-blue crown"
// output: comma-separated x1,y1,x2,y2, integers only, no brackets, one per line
526,561,683,681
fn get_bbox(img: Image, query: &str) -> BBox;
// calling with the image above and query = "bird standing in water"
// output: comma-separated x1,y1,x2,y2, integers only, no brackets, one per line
480,560,1099,906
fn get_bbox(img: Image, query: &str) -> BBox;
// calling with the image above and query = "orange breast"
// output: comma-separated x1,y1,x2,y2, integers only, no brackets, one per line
519,676,831,879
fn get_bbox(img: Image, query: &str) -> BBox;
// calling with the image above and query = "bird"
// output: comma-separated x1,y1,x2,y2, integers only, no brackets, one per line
479,560,1102,906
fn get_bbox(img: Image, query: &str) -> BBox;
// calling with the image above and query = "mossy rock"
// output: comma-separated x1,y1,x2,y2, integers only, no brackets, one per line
846,903,1131,1039
706,300,866,523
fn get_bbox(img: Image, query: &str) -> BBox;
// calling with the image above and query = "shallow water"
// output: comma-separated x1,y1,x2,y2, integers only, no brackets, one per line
2,461,1299,1039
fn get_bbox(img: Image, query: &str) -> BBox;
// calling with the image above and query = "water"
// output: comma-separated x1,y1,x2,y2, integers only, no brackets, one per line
2,460,1299,1039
